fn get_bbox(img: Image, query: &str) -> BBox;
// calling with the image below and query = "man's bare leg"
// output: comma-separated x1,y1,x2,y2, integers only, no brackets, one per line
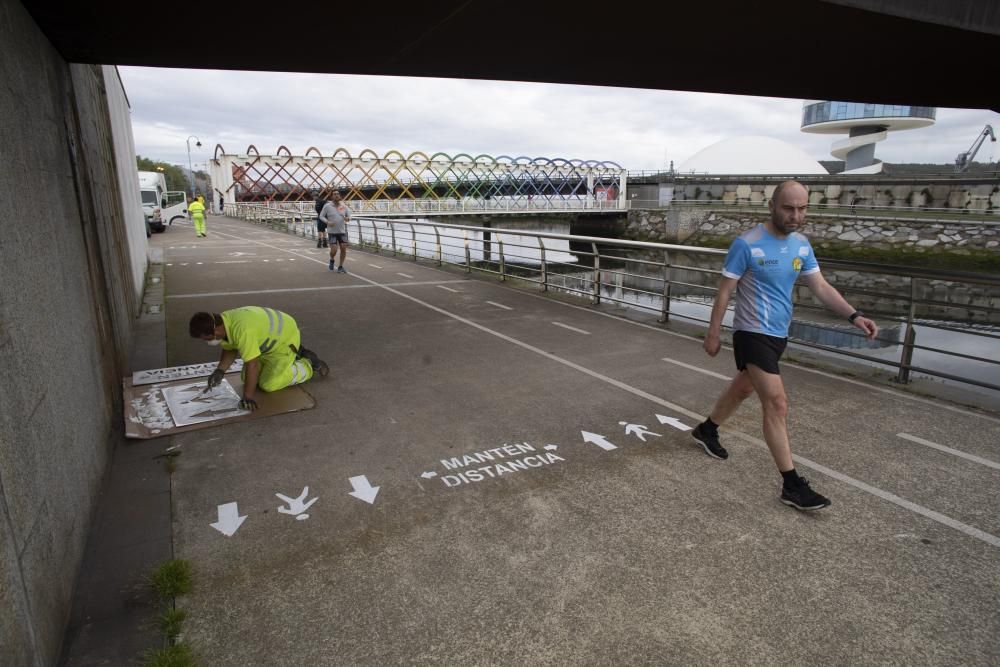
708,371,756,426
743,363,793,471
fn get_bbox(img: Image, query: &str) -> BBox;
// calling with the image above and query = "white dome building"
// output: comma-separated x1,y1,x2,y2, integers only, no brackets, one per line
678,135,828,175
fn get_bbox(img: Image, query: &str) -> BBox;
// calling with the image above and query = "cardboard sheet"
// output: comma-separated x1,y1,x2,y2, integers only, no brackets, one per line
124,373,315,439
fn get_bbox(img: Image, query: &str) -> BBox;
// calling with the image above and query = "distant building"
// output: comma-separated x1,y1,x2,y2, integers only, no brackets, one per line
800,101,936,174
678,135,828,175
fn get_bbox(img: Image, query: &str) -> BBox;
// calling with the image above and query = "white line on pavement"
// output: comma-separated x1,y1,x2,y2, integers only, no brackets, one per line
487,301,513,310
551,322,590,335
397,273,413,279
438,286,460,293
202,224,1000,549
166,280,468,298
897,433,1000,470
662,356,732,381
368,264,383,269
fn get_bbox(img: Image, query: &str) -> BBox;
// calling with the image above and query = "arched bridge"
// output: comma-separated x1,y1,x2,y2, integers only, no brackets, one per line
208,145,628,216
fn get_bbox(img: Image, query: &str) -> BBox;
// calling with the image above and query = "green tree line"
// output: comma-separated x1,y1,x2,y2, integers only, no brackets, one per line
136,156,188,191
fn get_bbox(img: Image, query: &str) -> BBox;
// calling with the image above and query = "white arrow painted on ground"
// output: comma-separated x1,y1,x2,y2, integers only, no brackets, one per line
581,431,617,451
656,414,693,431
229,251,254,256
210,502,247,537
544,444,558,451
421,471,438,479
348,475,380,504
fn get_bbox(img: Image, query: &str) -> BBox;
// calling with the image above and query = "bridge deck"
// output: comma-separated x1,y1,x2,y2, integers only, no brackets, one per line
153,215,999,665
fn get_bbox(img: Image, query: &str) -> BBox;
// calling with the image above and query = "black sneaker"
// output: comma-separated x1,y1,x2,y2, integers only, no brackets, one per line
780,478,831,511
298,346,329,378
691,422,728,460
328,259,335,271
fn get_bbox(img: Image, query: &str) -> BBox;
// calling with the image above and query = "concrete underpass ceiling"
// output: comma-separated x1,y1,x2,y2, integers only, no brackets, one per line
20,0,1000,113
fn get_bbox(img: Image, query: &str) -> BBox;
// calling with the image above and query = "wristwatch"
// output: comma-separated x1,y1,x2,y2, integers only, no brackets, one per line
848,310,864,323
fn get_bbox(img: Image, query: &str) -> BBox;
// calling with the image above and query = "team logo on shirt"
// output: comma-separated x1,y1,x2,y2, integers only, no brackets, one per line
793,257,803,271
751,247,766,258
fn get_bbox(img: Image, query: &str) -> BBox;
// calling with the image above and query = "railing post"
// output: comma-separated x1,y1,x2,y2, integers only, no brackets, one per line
660,250,673,322
464,230,471,273
897,277,919,384
497,233,506,281
537,237,547,292
434,226,442,266
409,222,418,260
371,220,380,254
390,222,398,256
591,242,600,305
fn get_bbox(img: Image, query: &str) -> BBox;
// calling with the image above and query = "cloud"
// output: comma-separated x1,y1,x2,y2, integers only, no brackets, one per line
119,67,1000,171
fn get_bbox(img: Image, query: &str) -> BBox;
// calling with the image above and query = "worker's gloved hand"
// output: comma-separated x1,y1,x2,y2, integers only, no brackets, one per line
238,397,258,412
207,368,224,389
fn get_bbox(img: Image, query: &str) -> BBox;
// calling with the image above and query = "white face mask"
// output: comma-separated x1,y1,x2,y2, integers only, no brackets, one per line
205,338,222,347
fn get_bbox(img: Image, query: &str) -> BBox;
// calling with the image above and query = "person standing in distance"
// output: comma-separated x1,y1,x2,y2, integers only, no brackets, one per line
189,194,207,237
692,180,878,511
321,191,351,273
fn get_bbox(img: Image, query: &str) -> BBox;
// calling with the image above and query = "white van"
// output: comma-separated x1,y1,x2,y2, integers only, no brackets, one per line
138,171,189,232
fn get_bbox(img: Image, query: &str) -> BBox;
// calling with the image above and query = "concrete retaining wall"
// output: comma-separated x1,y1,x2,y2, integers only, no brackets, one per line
626,208,1000,255
0,3,143,664
655,179,1000,213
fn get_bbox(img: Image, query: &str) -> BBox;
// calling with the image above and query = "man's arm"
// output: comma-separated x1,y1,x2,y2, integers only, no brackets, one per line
802,272,878,339
241,358,260,401
704,276,739,357
206,348,239,389
217,348,238,371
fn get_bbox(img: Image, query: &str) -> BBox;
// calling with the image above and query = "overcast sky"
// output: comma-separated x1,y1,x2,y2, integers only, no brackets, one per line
119,67,1000,172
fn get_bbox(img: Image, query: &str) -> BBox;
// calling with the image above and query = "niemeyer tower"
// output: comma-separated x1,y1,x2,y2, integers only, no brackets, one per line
800,101,936,174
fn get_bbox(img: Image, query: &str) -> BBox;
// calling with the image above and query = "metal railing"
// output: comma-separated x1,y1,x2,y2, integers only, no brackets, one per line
258,198,626,216
225,203,1000,393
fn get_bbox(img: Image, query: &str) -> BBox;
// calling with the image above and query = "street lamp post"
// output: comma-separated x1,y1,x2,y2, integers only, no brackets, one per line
186,135,202,196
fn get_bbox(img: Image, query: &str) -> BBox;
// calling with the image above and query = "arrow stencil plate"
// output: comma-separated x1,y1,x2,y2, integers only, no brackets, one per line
162,380,250,426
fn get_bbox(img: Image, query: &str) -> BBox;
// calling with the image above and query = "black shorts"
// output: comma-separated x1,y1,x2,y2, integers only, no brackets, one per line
329,233,348,244
733,330,787,375
316,218,327,232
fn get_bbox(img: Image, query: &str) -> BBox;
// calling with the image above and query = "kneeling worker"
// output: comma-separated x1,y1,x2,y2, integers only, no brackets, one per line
189,307,329,411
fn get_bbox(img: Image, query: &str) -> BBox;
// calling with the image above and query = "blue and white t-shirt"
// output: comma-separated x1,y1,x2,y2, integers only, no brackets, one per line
722,224,820,337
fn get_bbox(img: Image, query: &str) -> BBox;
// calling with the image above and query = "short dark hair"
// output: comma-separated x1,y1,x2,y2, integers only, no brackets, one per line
189,312,221,337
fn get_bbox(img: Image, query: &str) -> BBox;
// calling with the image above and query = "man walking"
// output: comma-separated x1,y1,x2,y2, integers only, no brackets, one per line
189,307,329,411
320,191,351,273
692,180,878,511
189,195,207,237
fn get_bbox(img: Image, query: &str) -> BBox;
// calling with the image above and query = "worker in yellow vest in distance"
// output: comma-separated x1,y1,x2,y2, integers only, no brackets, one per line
189,195,206,237
189,307,329,411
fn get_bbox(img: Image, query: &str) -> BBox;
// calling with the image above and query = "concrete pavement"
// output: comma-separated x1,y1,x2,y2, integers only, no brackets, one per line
149,214,999,665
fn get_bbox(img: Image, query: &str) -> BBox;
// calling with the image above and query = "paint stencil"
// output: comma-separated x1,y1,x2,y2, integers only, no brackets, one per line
161,380,250,427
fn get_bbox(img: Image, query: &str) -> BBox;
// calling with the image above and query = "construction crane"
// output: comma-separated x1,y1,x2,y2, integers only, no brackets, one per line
954,124,996,172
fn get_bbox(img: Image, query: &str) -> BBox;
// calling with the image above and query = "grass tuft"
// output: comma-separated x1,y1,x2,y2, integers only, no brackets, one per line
149,560,193,600
142,642,195,667
160,608,187,640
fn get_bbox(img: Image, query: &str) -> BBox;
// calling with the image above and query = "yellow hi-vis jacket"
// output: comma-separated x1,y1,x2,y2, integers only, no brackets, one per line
189,200,205,216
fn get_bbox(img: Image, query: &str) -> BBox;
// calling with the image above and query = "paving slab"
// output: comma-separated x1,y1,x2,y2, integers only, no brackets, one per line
157,215,999,665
